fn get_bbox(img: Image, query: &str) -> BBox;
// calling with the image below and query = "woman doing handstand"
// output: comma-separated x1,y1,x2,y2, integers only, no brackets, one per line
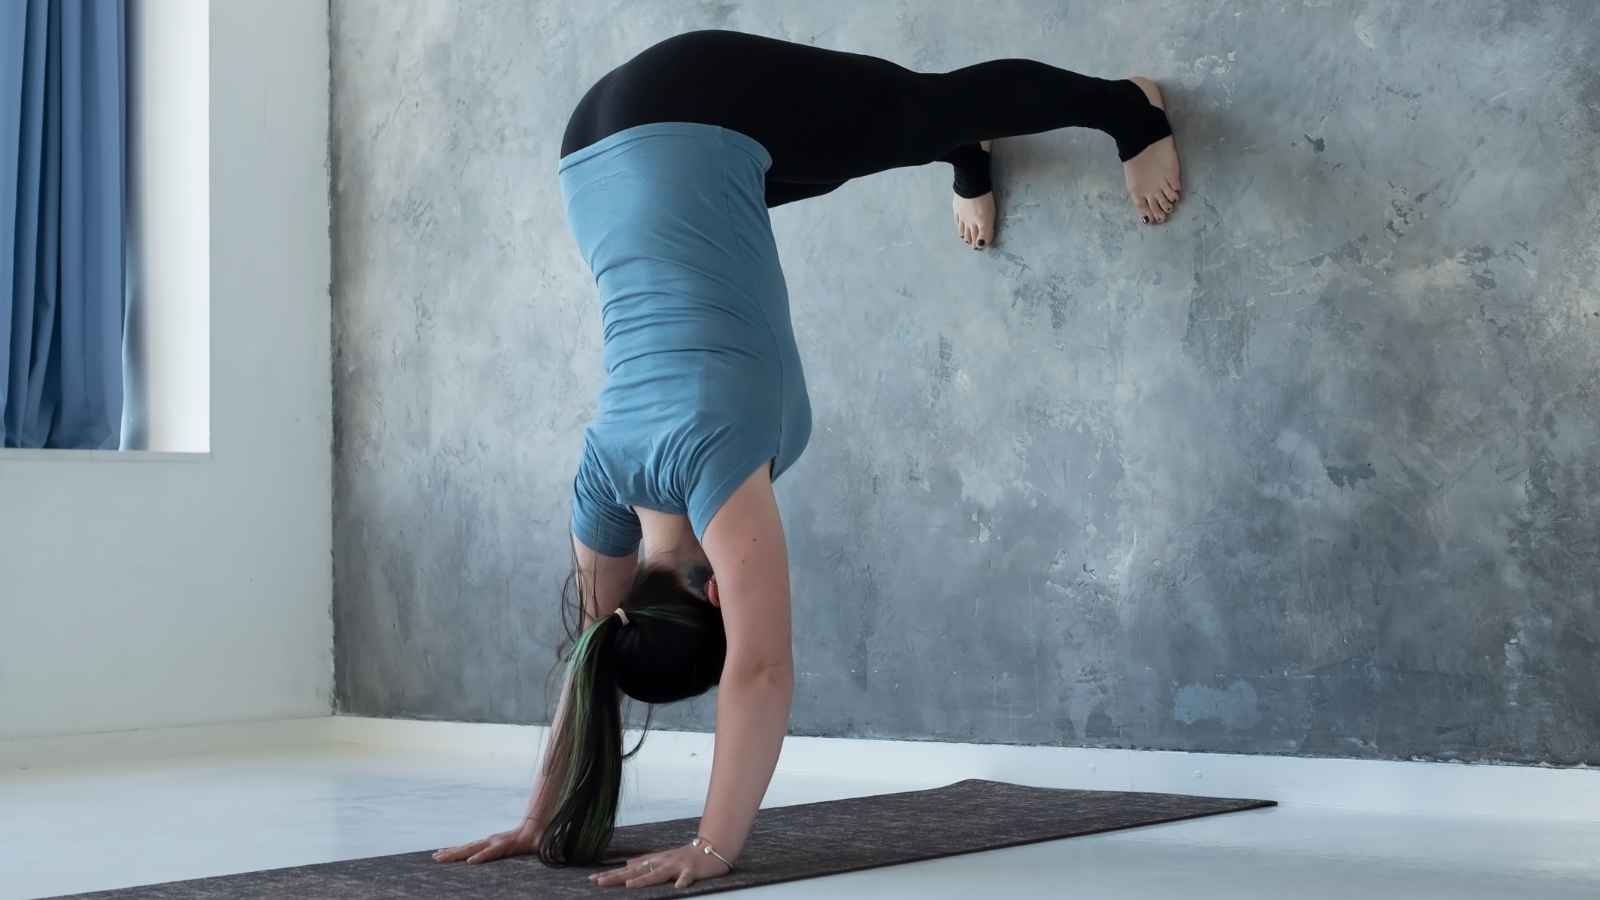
433,29,1181,889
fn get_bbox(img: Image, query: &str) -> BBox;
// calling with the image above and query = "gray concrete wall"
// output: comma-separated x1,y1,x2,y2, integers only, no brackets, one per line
330,0,1600,765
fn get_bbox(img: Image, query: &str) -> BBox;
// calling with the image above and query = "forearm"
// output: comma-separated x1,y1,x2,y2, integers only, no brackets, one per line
696,663,794,862
518,677,575,830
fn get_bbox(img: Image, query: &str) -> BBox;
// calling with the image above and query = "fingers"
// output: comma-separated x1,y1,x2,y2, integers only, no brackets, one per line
590,846,731,889
435,841,504,866
433,840,485,863
466,842,507,865
468,834,528,865
626,870,671,889
591,858,679,889
592,860,648,887
589,864,631,887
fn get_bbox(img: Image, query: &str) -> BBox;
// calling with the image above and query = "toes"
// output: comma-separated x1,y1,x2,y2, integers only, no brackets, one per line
1161,184,1180,205
1135,196,1152,224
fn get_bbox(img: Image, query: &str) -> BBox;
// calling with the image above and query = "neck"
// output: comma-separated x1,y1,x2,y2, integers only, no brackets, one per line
639,551,712,602
635,508,713,596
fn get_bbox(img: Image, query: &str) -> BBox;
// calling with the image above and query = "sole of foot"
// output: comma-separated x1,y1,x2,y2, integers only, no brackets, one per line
1125,76,1182,226
953,140,995,250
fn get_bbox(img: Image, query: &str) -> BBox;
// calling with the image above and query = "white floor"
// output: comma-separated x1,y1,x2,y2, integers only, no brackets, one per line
4,745,1600,900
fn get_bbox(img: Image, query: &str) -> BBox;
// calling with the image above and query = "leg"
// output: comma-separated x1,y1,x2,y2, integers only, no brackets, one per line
563,31,1178,227
906,60,1181,235
764,178,847,208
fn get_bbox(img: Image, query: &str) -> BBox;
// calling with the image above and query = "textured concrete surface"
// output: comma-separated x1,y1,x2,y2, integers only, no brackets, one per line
330,1,1600,764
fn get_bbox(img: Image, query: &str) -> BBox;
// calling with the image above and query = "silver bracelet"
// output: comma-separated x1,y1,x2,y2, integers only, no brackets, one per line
691,836,735,872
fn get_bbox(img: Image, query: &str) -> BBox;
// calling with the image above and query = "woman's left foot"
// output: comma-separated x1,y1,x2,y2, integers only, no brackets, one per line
1124,76,1182,225
952,141,995,249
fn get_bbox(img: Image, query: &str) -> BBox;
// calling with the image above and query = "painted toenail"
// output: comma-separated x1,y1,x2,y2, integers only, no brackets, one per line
1142,216,1149,223
977,240,986,247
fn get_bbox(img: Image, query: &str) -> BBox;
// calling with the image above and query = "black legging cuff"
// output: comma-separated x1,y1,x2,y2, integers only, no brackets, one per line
942,144,992,198
1107,80,1173,162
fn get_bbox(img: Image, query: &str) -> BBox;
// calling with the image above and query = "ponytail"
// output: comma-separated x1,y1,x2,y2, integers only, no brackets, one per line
537,565,728,866
538,612,626,866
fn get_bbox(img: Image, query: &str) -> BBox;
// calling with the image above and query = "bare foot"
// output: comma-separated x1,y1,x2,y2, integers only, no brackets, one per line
952,141,995,250
1124,76,1182,225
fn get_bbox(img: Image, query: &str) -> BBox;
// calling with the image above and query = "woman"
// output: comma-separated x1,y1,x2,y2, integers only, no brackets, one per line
433,29,1180,888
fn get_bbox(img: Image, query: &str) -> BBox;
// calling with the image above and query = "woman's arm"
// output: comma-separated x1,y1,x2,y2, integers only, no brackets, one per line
433,536,638,864
695,465,795,861
591,464,793,888
572,534,640,621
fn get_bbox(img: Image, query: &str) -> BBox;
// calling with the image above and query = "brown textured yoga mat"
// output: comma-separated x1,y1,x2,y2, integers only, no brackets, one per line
56,779,1274,899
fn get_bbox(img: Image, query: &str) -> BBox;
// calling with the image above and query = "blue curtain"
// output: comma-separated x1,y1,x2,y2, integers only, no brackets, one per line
1,0,125,450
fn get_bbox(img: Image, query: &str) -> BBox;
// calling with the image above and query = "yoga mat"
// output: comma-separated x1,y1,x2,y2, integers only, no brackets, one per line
55,779,1274,899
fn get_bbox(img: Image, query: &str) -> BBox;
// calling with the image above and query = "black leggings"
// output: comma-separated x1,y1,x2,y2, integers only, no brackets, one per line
561,30,1171,208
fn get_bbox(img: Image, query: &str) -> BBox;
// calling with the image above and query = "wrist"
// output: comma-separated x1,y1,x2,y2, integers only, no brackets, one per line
692,835,736,872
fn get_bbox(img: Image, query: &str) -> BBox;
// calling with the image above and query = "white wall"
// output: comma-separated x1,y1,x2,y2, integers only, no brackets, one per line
0,2,332,739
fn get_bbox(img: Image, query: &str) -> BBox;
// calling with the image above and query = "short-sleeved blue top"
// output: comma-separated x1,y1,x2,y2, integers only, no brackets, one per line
559,123,812,557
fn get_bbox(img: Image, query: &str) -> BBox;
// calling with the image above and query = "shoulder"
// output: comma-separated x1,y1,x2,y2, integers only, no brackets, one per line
572,435,641,557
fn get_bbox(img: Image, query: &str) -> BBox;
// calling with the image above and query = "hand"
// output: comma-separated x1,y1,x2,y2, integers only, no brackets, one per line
589,841,734,889
432,821,539,865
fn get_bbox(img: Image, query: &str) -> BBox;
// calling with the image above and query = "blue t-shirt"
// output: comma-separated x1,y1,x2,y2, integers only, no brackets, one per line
559,123,812,556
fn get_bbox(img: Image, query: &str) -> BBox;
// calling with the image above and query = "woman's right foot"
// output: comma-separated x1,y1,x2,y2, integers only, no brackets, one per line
1123,76,1181,225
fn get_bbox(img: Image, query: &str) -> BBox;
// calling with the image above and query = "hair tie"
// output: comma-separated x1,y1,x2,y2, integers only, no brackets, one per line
614,609,630,626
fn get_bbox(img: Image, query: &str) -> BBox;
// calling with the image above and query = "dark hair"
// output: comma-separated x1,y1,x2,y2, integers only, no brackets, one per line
537,564,727,866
